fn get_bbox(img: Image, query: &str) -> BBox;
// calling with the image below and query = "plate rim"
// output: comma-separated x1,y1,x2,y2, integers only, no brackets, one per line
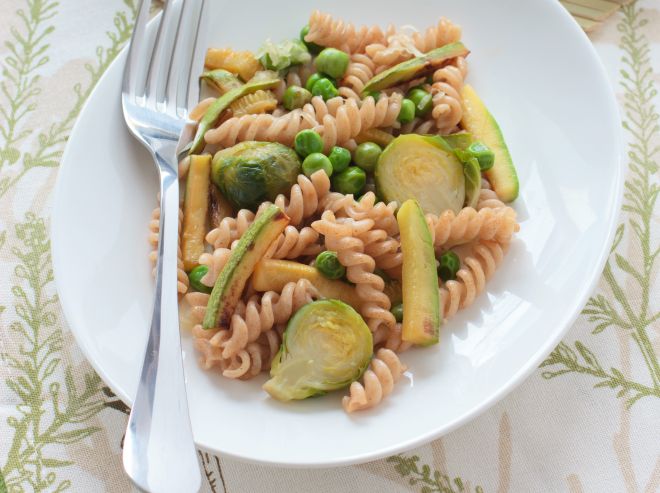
51,1,624,468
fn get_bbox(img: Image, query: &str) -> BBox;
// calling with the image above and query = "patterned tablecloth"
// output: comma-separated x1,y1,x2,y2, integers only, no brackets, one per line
1,1,659,492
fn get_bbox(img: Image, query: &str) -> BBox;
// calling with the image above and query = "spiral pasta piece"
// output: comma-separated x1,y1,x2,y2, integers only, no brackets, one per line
342,348,407,412
440,240,506,319
204,108,317,148
269,225,321,259
198,246,234,287
205,171,331,253
360,228,402,275
430,95,462,134
285,59,315,88
189,97,215,121
149,206,189,294
477,186,510,209
271,61,316,102
216,279,320,358
179,292,209,332
305,10,395,54
205,208,255,250
410,17,462,53
339,54,376,100
301,94,402,152
193,324,282,379
426,205,518,249
260,170,332,226
382,323,413,353
321,191,399,236
312,211,395,332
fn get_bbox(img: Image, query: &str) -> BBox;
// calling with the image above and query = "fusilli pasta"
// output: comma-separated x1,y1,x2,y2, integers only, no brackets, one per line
338,54,376,100
440,240,506,319
193,324,282,379
213,279,320,358
430,57,468,134
305,10,395,54
342,348,407,412
426,204,518,249
410,17,462,53
312,211,395,333
204,109,317,148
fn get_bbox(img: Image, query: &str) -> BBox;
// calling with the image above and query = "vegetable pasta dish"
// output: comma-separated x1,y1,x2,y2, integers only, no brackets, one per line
154,10,520,413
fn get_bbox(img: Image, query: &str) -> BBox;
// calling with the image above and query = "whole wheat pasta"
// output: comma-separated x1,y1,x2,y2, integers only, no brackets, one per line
205,208,256,250
440,240,507,319
338,54,377,100
382,323,413,353
213,279,320,358
149,206,189,294
259,170,332,226
189,97,216,121
199,224,320,287
430,82,462,134
360,228,403,275
172,11,525,413
342,348,407,412
204,109,317,148
410,17,462,53
426,204,519,249
302,94,402,152
205,171,331,252
193,324,282,379
312,211,396,333
179,292,209,332
321,191,399,236
305,10,395,54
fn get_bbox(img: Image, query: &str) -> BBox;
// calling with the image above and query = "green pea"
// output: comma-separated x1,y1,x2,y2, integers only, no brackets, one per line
332,166,366,195
315,251,346,279
302,153,333,177
468,141,495,171
390,303,403,323
354,142,382,173
311,78,339,100
283,85,312,110
408,87,432,117
327,146,351,173
398,98,415,123
188,265,212,294
294,129,323,157
305,73,336,92
314,48,350,79
438,251,460,282
300,25,323,54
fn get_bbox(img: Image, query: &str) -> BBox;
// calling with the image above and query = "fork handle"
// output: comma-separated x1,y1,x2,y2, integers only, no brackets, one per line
123,143,201,493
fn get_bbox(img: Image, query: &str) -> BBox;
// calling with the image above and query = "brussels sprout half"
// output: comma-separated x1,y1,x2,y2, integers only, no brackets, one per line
263,300,373,401
212,141,301,211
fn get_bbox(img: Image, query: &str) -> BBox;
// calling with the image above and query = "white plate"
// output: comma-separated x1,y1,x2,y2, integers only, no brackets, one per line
52,0,622,467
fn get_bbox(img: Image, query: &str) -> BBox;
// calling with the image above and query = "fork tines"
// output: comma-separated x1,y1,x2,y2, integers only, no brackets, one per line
123,0,207,119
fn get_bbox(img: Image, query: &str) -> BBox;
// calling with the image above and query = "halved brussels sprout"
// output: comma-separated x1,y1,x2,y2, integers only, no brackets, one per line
375,134,465,215
263,300,373,401
212,141,301,211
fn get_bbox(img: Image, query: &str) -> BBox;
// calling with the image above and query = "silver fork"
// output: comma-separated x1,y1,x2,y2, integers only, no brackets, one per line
121,1,207,491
